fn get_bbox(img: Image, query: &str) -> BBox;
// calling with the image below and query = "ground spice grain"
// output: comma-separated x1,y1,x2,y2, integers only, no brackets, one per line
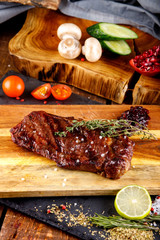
44,202,158,240
107,227,154,240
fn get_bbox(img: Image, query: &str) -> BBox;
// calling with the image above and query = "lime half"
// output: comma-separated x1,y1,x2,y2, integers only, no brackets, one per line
114,185,152,220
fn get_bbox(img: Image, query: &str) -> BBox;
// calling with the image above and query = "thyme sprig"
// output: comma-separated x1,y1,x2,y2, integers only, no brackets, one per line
55,119,156,140
90,214,160,231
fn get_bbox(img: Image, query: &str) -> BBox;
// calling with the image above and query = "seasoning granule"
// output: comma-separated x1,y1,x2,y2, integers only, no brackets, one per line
107,227,154,240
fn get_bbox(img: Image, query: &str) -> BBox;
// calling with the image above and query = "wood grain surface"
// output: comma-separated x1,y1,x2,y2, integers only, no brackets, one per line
0,0,61,10
0,11,106,105
130,31,160,104
8,8,160,105
9,8,136,104
0,13,79,240
0,105,160,198
0,208,79,240
132,74,160,104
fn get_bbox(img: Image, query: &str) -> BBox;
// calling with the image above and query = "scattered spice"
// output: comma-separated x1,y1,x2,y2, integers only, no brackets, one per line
47,209,51,214
45,202,107,238
81,57,85,61
55,101,61,105
43,100,47,104
106,227,154,240
16,96,20,100
32,196,160,240
20,99,24,102
60,204,66,210
151,196,160,216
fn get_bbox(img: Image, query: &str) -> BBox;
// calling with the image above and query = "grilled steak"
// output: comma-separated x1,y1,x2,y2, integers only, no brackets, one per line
10,111,135,179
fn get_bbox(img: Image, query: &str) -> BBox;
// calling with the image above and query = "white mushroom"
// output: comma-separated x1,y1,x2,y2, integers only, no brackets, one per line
58,37,81,59
82,37,102,62
57,23,82,40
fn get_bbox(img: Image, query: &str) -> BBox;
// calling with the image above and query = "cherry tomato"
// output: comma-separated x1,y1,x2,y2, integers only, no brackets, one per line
31,83,51,100
2,75,25,98
51,84,72,100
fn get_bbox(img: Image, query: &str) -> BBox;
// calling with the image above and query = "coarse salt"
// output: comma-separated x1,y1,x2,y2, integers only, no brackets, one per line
151,196,160,215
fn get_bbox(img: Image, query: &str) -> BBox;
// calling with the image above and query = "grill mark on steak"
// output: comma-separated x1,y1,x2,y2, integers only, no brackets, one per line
10,111,135,179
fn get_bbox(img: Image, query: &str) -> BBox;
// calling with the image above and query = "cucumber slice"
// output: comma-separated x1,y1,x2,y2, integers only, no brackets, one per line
100,40,131,55
87,23,138,40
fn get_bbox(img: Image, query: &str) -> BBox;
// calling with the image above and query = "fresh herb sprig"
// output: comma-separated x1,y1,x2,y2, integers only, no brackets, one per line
55,119,156,140
90,214,160,231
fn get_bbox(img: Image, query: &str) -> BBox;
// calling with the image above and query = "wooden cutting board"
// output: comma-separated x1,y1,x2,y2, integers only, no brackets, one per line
8,8,160,104
0,0,61,10
0,105,160,198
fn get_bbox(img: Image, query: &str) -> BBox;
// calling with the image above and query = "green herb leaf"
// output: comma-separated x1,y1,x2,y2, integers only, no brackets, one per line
54,119,156,140
89,214,160,231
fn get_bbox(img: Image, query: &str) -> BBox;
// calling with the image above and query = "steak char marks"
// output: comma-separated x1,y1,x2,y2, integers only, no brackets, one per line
10,111,135,179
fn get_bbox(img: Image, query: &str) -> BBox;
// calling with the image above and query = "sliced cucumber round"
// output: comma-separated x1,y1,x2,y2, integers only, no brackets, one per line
100,40,131,55
87,23,138,40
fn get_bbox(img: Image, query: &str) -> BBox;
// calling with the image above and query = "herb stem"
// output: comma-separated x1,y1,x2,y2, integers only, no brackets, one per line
55,119,157,140
89,214,160,231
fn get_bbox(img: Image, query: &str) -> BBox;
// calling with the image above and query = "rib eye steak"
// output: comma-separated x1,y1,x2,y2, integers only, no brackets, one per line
10,111,135,179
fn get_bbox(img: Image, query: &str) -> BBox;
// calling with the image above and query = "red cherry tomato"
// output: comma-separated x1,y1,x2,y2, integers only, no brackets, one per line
31,83,51,100
2,75,25,98
51,84,72,100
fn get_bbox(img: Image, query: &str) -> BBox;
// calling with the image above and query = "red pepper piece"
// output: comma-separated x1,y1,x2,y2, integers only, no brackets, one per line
60,204,66,210
47,209,51,214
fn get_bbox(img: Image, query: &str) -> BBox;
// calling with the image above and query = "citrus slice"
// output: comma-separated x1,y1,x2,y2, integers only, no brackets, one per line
114,185,152,220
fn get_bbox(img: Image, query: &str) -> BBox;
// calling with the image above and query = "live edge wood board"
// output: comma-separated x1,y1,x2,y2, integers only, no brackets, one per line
0,105,160,198
0,0,61,10
8,8,160,104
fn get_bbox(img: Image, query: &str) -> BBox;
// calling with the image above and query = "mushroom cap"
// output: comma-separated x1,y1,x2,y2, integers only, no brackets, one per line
82,37,102,62
58,38,81,59
57,23,82,40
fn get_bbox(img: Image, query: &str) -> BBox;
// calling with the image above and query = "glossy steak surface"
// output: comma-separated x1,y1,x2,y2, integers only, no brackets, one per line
10,111,134,179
